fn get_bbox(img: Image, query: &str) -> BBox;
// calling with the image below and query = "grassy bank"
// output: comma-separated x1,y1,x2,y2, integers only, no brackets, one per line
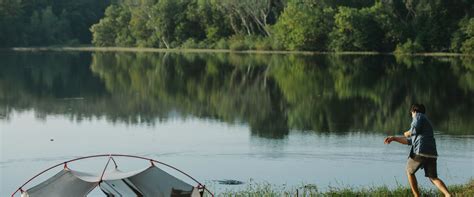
213,180,474,196
5,47,474,57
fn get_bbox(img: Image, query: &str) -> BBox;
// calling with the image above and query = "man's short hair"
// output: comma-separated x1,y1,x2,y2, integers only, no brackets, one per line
410,104,426,114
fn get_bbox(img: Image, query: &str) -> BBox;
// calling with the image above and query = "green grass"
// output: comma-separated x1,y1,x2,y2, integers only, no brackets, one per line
211,179,474,196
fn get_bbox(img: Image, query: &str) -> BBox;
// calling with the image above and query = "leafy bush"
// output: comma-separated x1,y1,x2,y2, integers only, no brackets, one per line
245,36,260,50
451,18,469,52
273,1,334,51
461,38,474,54
329,5,384,52
254,38,273,51
394,39,424,54
180,38,199,49
271,40,285,51
214,38,229,49
65,39,80,46
228,36,253,51
198,40,212,49
229,41,248,51
450,17,474,54
460,18,474,54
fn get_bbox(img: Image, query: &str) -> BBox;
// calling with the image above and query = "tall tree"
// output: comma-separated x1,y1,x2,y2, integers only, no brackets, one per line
90,5,130,46
146,0,181,48
0,0,24,46
460,18,474,54
28,6,72,45
215,0,281,36
329,6,385,51
273,1,334,50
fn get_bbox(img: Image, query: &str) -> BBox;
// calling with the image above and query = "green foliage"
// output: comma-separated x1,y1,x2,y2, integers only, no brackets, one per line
218,182,283,196
147,0,188,48
405,0,466,52
229,41,248,51
462,39,474,54
394,39,424,54
205,27,219,41
146,0,175,48
228,35,253,51
226,36,275,51
460,18,474,54
2,0,474,52
195,1,233,41
329,6,385,52
27,6,73,46
214,0,281,36
0,0,24,46
181,38,202,49
448,179,474,196
254,37,273,51
273,1,334,51
214,38,229,49
129,8,153,47
0,0,109,47
451,18,471,53
90,5,132,47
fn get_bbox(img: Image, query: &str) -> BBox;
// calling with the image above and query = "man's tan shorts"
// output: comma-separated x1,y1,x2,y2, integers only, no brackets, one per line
406,155,438,178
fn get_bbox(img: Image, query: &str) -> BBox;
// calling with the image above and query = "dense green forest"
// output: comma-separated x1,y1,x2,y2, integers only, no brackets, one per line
0,0,109,46
1,0,474,53
1,52,473,137
87,0,474,53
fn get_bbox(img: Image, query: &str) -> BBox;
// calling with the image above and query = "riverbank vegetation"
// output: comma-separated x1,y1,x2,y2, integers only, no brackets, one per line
215,179,474,196
1,0,474,54
86,0,474,54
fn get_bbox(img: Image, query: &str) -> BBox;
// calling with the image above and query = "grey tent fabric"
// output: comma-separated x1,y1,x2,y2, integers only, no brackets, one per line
100,179,143,196
81,168,146,196
21,168,97,197
22,166,200,197
100,166,199,197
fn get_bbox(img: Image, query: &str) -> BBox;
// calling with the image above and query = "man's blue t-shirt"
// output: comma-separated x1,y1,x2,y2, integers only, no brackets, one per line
406,113,438,157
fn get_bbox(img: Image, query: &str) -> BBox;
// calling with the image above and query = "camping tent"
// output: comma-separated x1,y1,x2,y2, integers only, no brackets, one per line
22,166,200,197
12,154,210,197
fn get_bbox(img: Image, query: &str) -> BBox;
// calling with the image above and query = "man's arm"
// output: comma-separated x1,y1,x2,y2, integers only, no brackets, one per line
384,136,409,145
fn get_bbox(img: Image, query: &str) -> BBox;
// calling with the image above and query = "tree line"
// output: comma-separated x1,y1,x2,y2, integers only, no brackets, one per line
88,0,474,53
0,0,109,46
1,0,474,53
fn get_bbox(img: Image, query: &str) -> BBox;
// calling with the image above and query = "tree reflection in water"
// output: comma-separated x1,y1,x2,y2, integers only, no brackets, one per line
1,51,473,138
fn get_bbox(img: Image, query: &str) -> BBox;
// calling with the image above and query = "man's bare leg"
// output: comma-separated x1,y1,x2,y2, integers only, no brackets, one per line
430,177,451,197
407,171,420,197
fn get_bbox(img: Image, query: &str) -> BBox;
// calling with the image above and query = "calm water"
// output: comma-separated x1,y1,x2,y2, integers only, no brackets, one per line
1,51,473,195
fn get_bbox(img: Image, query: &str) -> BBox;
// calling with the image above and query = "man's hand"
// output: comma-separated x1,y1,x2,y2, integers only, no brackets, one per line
404,131,411,138
384,136,394,144
384,136,409,145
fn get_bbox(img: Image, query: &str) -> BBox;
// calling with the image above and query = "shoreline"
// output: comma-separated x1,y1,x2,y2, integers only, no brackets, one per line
3,46,472,57
214,180,474,196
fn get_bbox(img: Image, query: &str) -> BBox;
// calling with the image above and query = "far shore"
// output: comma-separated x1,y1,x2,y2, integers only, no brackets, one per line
3,46,473,57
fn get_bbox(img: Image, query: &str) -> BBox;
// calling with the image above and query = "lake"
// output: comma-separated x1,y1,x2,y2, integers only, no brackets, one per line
1,51,473,195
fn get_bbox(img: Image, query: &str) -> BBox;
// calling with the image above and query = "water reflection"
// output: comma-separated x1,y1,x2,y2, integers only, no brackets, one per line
1,51,473,137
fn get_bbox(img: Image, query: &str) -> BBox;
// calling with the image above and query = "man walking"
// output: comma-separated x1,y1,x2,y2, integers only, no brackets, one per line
384,104,451,197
